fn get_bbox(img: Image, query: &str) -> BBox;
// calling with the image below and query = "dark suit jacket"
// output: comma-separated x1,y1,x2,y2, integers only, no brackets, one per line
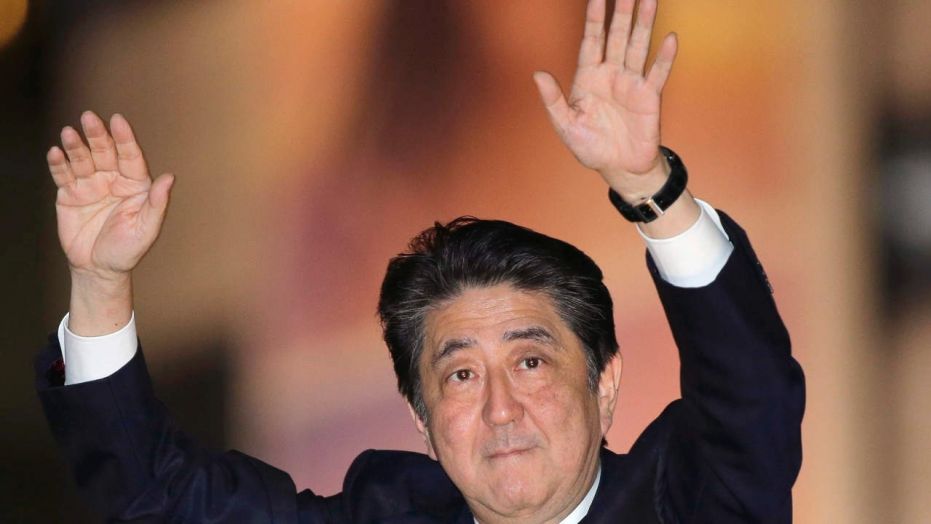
36,212,805,523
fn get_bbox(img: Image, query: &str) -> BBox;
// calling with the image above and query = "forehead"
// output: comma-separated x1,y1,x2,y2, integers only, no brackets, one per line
423,284,570,352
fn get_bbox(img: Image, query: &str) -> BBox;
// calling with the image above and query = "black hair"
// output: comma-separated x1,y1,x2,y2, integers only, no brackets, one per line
378,216,619,421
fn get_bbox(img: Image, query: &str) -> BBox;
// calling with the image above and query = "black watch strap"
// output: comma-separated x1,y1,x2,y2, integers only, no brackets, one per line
608,146,688,223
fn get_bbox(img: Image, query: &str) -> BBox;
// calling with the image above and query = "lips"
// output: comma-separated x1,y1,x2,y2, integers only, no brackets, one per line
487,446,534,459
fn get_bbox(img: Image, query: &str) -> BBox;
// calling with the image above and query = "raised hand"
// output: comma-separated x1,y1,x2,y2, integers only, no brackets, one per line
534,0,677,199
48,111,174,334
48,111,174,280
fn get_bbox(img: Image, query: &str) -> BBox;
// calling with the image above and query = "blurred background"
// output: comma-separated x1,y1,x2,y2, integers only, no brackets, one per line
2,0,929,522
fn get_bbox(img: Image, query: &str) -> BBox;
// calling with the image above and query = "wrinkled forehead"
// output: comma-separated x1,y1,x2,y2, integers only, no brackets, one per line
421,284,571,360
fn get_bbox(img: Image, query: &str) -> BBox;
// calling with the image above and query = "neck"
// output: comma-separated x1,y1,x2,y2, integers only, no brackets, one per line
470,462,602,524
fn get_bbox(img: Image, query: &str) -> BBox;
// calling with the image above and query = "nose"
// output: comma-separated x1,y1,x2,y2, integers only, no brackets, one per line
482,369,524,427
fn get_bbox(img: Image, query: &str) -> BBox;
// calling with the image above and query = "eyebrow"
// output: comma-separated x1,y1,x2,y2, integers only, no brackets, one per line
502,326,558,347
432,337,477,369
430,326,559,369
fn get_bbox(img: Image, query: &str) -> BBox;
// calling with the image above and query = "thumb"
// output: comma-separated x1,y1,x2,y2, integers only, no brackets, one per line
532,71,570,131
142,173,175,227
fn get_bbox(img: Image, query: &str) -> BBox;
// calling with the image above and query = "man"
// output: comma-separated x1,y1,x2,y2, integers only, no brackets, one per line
38,0,804,522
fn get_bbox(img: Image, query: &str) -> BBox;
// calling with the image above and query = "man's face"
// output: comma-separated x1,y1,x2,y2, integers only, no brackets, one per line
414,284,621,521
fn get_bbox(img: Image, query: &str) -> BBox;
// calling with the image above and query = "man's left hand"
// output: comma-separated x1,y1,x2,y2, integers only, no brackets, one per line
534,0,677,204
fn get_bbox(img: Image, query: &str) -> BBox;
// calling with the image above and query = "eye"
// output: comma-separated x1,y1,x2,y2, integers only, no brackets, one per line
519,357,543,370
449,369,474,383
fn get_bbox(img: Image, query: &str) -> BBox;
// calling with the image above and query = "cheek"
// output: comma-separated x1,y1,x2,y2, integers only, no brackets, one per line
528,382,601,448
426,401,490,493
429,399,481,459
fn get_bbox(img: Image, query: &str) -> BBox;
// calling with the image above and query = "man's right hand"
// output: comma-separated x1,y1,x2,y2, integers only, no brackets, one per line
48,111,174,336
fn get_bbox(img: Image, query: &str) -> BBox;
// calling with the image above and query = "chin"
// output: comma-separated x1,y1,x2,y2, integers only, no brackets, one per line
481,468,551,515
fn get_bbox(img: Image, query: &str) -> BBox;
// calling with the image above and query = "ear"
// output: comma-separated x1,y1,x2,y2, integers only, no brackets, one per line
596,352,623,437
407,403,437,459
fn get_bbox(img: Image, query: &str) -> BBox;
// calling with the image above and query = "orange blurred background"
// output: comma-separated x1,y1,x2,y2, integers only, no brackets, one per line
3,1,930,522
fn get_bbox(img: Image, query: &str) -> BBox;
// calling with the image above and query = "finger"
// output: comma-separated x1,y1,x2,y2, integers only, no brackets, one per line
80,110,118,172
625,0,658,75
61,125,95,178
146,173,174,214
110,113,150,181
140,173,174,236
605,0,636,65
47,146,75,188
646,32,678,93
533,71,571,133
578,0,608,67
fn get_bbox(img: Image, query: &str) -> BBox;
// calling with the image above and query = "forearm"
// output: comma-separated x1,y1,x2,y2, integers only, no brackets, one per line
59,311,137,385
37,340,301,521
68,271,133,336
639,199,733,287
61,271,137,385
655,211,804,520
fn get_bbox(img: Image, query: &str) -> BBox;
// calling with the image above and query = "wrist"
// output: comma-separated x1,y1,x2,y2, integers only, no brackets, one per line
602,146,702,237
636,190,701,239
599,153,670,203
69,270,134,336
69,265,131,284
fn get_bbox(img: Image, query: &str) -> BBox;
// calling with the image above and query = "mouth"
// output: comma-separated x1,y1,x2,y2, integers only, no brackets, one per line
487,446,534,460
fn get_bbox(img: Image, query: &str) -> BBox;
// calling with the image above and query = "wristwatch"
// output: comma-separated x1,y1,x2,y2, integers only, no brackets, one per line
607,146,688,223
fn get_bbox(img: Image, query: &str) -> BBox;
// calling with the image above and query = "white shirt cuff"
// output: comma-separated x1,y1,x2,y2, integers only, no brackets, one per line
58,312,138,385
637,199,734,288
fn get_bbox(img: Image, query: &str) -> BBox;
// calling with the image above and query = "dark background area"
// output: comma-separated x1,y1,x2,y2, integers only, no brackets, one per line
1,3,229,521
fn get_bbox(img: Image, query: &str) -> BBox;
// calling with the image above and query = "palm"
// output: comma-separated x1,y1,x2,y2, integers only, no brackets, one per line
535,0,676,176
48,112,173,278
563,64,662,174
57,170,150,272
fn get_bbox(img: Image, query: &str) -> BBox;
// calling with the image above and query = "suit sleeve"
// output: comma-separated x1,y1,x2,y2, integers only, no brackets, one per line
35,338,342,523
651,211,805,523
